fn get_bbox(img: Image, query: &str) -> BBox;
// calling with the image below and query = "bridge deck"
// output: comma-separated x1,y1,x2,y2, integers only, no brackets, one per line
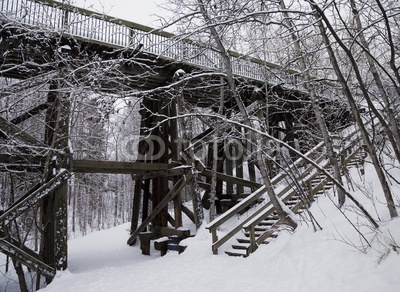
0,0,310,96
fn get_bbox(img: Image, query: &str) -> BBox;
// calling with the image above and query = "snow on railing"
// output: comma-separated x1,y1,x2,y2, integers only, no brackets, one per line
0,0,303,87
205,122,369,255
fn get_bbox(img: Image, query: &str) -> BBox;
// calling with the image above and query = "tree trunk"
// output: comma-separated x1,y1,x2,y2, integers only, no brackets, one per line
349,0,400,162
312,8,398,218
279,0,346,207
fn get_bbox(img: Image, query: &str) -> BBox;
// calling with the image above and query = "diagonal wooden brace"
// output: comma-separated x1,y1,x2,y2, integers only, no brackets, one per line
0,236,56,278
0,115,47,148
0,169,71,225
127,170,193,246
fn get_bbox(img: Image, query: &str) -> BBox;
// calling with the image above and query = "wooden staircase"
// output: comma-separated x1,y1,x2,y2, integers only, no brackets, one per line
224,173,335,257
206,127,367,257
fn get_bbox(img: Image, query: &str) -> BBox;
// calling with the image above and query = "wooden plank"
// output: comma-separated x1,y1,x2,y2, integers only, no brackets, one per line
72,160,168,174
127,171,193,245
0,169,71,224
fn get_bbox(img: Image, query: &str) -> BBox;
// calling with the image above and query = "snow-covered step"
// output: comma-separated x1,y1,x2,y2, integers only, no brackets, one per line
254,226,270,232
244,231,265,238
222,134,367,257
285,199,300,207
225,249,248,257
295,208,307,214
237,238,251,244
267,214,279,221
232,243,250,251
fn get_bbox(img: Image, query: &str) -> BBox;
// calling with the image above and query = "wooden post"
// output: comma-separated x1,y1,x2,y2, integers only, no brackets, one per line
235,141,244,196
151,96,169,228
216,141,224,196
211,229,218,255
249,225,257,254
131,97,151,236
225,143,234,195
284,114,296,159
169,97,182,228
41,82,69,282
130,179,142,237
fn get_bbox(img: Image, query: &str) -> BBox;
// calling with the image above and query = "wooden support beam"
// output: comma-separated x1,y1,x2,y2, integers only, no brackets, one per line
190,127,215,152
0,154,189,176
138,166,190,179
72,160,169,174
226,144,234,195
0,115,47,148
181,203,195,224
41,81,70,277
169,97,182,228
0,154,43,172
196,161,261,189
130,179,142,236
10,103,50,124
235,141,244,195
0,154,42,164
0,169,71,224
0,236,55,278
130,100,152,237
150,226,190,238
127,171,193,246
167,213,176,227
198,180,211,190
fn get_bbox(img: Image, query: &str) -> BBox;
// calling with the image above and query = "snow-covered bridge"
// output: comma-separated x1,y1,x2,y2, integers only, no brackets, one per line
0,0,352,285
0,0,303,84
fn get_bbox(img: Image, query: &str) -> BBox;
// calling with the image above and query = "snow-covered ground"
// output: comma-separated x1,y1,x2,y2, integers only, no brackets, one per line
2,160,400,291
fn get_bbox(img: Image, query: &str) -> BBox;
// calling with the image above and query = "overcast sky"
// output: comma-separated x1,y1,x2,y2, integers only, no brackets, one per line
72,0,166,27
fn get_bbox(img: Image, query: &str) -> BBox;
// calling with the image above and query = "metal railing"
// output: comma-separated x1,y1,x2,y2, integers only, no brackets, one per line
0,0,303,87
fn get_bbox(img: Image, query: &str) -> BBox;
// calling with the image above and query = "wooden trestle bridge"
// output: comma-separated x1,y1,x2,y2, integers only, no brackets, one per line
0,0,355,284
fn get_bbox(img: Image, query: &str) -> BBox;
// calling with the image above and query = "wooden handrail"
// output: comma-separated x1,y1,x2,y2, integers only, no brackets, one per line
205,187,267,230
270,141,325,187
205,140,327,254
206,120,370,255
242,131,367,255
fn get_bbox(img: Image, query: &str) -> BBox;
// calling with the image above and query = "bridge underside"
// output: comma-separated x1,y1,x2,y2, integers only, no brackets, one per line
0,20,350,282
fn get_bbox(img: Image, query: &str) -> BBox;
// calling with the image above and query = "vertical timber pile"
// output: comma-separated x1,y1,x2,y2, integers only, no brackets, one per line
130,94,183,250
151,95,169,228
41,81,70,282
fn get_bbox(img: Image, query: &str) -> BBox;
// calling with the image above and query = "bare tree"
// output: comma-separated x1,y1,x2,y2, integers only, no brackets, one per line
278,0,346,207
307,0,398,218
